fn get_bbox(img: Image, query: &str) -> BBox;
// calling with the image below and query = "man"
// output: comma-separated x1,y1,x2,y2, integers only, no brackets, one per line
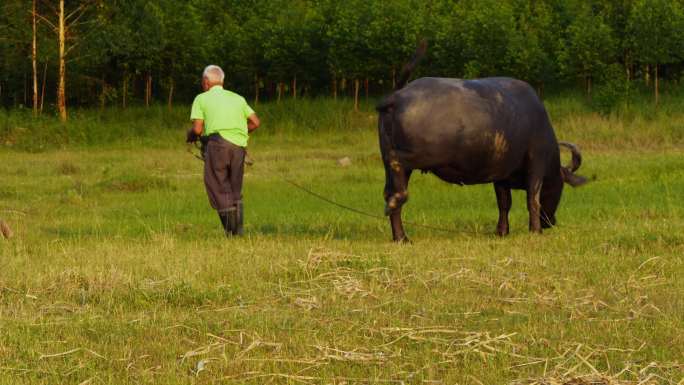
187,65,260,236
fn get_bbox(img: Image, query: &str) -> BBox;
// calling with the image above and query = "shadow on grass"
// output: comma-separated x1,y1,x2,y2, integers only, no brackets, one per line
249,219,498,241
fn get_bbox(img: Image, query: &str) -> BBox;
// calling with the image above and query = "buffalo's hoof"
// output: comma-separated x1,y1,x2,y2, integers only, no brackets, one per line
496,228,509,237
392,236,411,244
540,218,555,229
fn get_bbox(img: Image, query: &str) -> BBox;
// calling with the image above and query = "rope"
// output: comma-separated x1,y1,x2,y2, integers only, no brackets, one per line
188,145,466,235
187,142,204,161
279,177,466,235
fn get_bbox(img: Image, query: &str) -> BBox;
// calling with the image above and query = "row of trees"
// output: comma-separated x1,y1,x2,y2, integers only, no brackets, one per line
2,0,684,119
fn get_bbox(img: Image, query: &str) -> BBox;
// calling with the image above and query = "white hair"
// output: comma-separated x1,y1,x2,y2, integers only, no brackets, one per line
202,65,225,84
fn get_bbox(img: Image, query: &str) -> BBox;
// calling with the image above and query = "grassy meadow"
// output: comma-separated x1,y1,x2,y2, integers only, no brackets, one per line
0,96,683,384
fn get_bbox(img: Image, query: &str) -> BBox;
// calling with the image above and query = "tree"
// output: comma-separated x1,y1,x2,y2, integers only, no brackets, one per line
4,0,684,112
36,0,96,121
0,0,31,107
438,0,518,79
599,0,637,81
32,0,38,115
263,0,323,101
508,0,562,95
431,0,467,78
326,0,374,110
627,0,684,105
367,0,423,91
559,4,616,97
192,0,278,102
156,0,206,109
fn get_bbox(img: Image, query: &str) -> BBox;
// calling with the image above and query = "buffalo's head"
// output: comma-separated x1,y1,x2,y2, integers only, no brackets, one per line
540,142,587,228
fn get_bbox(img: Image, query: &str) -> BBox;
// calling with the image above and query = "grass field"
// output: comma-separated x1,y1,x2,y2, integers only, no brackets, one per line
1,98,683,384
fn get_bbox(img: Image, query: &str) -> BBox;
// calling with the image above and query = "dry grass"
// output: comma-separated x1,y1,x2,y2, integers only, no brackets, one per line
0,112,682,384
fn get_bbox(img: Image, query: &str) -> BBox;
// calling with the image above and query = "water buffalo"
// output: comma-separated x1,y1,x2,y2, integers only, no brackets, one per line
377,48,587,242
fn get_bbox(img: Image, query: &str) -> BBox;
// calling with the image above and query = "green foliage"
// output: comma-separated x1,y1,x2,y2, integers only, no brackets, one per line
263,0,324,83
326,0,374,80
3,0,684,111
507,0,561,86
457,0,517,78
559,4,616,83
627,0,684,66
3,94,684,152
592,64,632,114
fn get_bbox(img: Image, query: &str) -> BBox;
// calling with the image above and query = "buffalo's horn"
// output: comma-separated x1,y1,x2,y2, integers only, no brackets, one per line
559,141,582,172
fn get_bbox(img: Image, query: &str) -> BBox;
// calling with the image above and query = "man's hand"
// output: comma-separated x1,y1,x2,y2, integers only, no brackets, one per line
186,127,199,143
247,113,260,133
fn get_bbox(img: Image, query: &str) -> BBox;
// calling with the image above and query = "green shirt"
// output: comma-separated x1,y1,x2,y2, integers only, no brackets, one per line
190,85,255,147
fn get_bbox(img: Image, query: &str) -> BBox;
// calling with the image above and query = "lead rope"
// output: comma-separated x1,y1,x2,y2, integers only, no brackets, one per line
188,144,469,235
279,177,467,235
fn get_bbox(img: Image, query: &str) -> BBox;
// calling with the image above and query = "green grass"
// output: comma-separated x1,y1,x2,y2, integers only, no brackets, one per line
3,91,684,151
0,99,683,384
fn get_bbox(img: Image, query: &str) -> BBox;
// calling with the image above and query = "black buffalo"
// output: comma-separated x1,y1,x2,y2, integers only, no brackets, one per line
377,49,587,242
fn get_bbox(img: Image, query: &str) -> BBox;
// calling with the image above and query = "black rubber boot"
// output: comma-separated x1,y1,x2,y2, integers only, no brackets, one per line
219,212,232,236
227,207,239,236
234,201,244,236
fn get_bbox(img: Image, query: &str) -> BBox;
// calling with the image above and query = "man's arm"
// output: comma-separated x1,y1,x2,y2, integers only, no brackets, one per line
247,113,260,133
186,119,204,143
193,119,204,135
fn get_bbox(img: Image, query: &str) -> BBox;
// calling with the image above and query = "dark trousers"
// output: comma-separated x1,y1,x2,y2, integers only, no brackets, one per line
203,135,246,213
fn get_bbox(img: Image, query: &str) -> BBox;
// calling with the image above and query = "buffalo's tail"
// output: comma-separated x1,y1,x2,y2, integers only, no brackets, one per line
395,39,427,91
377,39,427,113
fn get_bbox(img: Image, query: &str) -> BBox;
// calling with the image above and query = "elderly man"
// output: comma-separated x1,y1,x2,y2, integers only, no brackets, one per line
187,65,260,236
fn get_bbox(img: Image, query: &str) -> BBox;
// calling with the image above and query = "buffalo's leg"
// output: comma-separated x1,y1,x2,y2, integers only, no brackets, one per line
389,206,407,242
383,154,412,242
526,175,543,233
493,182,512,236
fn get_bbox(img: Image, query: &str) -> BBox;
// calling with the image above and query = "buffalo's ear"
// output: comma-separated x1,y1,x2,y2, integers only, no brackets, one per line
561,167,588,187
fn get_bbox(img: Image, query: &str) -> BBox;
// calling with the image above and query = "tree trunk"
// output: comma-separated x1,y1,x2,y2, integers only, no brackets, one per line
645,64,650,87
32,0,38,116
40,60,47,113
167,77,174,110
354,78,360,112
624,52,632,81
364,78,369,101
254,74,259,105
332,77,337,100
24,71,28,107
585,76,592,99
122,74,127,109
145,73,152,107
100,78,107,109
277,82,283,103
57,0,67,122
537,82,544,99
392,68,396,90
655,64,659,106
292,75,297,100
